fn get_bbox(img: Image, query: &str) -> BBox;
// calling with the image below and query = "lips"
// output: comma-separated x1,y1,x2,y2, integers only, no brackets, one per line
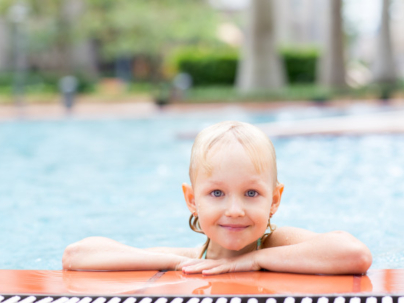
219,224,250,231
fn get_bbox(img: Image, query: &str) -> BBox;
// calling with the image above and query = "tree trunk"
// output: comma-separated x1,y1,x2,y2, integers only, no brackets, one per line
318,0,346,87
373,0,397,84
0,18,9,70
236,0,285,92
57,0,74,74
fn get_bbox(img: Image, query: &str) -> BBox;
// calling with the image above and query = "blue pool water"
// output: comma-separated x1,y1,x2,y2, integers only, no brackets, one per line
0,110,403,270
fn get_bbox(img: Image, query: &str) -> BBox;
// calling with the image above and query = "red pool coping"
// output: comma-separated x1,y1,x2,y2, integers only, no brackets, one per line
0,269,403,296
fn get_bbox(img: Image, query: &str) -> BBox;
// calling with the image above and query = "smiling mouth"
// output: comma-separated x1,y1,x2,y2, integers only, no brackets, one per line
219,224,249,231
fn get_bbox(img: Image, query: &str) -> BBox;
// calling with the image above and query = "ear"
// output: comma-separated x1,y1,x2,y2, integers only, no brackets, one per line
182,183,196,214
270,183,284,216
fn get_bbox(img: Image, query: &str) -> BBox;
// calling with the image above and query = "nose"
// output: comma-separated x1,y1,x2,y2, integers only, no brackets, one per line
224,195,245,217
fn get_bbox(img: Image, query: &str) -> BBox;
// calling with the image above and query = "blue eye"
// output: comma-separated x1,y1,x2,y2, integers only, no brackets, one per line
246,190,258,197
211,190,223,197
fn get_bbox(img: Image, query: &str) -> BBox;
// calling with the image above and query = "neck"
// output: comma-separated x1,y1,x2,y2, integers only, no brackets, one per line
206,239,257,259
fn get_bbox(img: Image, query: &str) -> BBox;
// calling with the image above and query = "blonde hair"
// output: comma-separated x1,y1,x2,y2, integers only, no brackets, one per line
189,121,278,187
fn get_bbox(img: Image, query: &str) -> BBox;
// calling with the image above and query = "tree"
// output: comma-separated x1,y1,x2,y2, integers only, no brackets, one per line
82,0,219,58
80,0,222,81
318,0,346,87
373,0,397,84
236,0,285,92
1,0,220,77
0,0,89,73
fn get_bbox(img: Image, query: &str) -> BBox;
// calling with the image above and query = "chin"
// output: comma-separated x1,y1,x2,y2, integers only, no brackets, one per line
220,240,249,251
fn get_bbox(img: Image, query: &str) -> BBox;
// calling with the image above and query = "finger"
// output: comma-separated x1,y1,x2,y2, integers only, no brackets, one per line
183,261,221,274
180,259,204,268
183,263,211,274
202,265,230,276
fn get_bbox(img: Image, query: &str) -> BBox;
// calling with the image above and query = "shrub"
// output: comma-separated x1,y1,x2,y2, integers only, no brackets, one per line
0,71,95,93
169,46,320,87
280,47,320,84
169,47,239,86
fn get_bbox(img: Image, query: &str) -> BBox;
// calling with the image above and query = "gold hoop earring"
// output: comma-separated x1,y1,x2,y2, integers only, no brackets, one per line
267,217,276,233
189,214,204,234
259,216,277,249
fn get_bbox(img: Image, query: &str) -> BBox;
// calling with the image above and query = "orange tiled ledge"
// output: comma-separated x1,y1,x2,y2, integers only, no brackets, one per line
1,269,404,295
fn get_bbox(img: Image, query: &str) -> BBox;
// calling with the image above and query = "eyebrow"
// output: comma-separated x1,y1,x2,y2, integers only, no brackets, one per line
206,180,226,186
207,177,268,186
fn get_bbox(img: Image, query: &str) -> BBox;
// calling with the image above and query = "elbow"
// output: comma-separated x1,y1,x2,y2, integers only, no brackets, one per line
331,231,372,274
351,246,372,274
62,237,102,270
343,236,372,274
62,242,79,270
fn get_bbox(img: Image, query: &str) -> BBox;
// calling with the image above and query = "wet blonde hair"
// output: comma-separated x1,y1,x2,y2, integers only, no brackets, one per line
189,120,278,187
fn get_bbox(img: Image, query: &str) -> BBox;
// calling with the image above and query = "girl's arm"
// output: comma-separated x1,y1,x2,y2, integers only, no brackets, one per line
62,236,197,271
182,227,372,275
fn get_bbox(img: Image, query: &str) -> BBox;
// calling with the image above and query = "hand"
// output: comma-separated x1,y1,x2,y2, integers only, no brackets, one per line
174,256,204,271
180,253,261,275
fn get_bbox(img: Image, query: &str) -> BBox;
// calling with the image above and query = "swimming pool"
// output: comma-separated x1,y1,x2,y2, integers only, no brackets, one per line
1,110,403,270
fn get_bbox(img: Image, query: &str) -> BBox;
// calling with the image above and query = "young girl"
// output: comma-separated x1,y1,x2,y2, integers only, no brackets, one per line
63,121,372,275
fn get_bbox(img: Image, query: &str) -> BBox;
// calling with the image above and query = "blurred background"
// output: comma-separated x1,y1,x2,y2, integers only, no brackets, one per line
1,0,404,272
0,0,403,105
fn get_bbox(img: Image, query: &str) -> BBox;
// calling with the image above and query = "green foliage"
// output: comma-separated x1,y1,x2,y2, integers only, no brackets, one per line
82,0,220,60
0,0,78,55
185,84,332,102
0,0,221,76
170,47,239,86
280,47,320,84
0,71,95,94
170,46,320,87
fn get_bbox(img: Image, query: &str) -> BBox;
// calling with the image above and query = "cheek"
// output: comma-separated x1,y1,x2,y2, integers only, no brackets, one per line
250,202,271,228
195,200,214,230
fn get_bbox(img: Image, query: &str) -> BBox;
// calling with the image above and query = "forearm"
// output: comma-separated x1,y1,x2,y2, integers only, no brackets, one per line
62,237,183,271
255,231,372,274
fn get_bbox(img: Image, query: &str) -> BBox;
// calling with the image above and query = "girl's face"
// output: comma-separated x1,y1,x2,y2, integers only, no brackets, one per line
190,141,281,251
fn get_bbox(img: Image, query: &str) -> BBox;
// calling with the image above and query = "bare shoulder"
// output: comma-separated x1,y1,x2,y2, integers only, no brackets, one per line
145,246,202,259
264,226,319,248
